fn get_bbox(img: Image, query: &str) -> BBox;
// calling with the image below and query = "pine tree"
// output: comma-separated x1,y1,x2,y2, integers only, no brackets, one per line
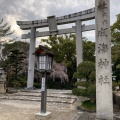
8,49,26,81
111,14,120,44
0,18,14,61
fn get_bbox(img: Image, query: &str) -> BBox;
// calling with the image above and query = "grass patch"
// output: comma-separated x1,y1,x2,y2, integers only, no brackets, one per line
81,100,96,111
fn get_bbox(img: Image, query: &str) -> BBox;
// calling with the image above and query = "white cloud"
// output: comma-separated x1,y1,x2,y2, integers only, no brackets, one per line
6,15,23,38
83,30,95,42
0,0,119,42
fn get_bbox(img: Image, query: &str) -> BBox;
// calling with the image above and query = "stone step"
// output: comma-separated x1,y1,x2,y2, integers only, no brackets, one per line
10,91,76,99
0,95,76,104
0,90,77,104
19,89,72,94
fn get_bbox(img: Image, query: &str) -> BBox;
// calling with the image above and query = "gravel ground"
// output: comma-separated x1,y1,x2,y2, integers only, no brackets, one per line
0,103,77,120
0,94,119,120
0,94,78,120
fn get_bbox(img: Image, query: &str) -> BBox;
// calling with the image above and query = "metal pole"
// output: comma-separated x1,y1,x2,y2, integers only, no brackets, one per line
41,71,47,113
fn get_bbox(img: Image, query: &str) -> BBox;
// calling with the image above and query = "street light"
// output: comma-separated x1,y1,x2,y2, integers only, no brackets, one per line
35,45,54,115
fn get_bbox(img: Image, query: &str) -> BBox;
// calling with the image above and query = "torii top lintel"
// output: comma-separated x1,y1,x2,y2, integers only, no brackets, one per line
17,7,95,30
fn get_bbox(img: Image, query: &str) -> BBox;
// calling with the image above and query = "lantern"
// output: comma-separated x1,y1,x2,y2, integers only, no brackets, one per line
35,45,54,72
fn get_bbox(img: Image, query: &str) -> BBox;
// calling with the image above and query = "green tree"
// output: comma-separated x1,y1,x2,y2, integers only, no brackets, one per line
83,38,95,62
8,49,26,81
111,14,120,44
41,35,95,81
42,35,76,63
1,41,29,87
2,41,29,60
0,18,13,38
0,18,14,62
111,14,120,81
41,34,76,82
111,45,120,81
0,41,29,69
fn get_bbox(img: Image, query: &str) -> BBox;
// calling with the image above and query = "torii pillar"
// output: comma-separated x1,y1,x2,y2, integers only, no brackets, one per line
27,27,36,89
75,20,83,67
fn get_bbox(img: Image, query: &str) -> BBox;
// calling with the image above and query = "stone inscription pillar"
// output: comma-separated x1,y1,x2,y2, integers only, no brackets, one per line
27,27,36,89
75,20,83,67
95,0,113,119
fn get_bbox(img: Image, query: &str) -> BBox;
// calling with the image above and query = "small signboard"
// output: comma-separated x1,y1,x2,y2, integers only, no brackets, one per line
41,77,45,91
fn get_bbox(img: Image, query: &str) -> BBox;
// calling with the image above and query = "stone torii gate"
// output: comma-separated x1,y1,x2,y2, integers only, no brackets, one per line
17,8,95,89
17,0,113,119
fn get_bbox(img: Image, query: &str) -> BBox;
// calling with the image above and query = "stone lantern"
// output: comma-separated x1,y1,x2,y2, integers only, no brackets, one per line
0,68,7,93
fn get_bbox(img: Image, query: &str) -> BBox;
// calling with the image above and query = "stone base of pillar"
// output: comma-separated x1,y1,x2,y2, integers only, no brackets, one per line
35,112,51,120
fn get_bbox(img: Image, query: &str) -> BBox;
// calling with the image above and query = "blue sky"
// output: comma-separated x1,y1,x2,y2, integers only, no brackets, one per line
0,0,119,45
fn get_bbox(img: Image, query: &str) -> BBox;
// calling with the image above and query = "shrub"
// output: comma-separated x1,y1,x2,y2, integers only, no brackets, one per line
87,84,96,103
11,80,21,88
34,83,41,88
89,71,96,83
75,81,90,88
74,61,95,80
72,88,87,97
72,84,96,103
47,78,73,89
19,80,27,87
82,100,96,111
118,81,120,87
112,82,119,90
19,78,27,87
73,61,96,102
